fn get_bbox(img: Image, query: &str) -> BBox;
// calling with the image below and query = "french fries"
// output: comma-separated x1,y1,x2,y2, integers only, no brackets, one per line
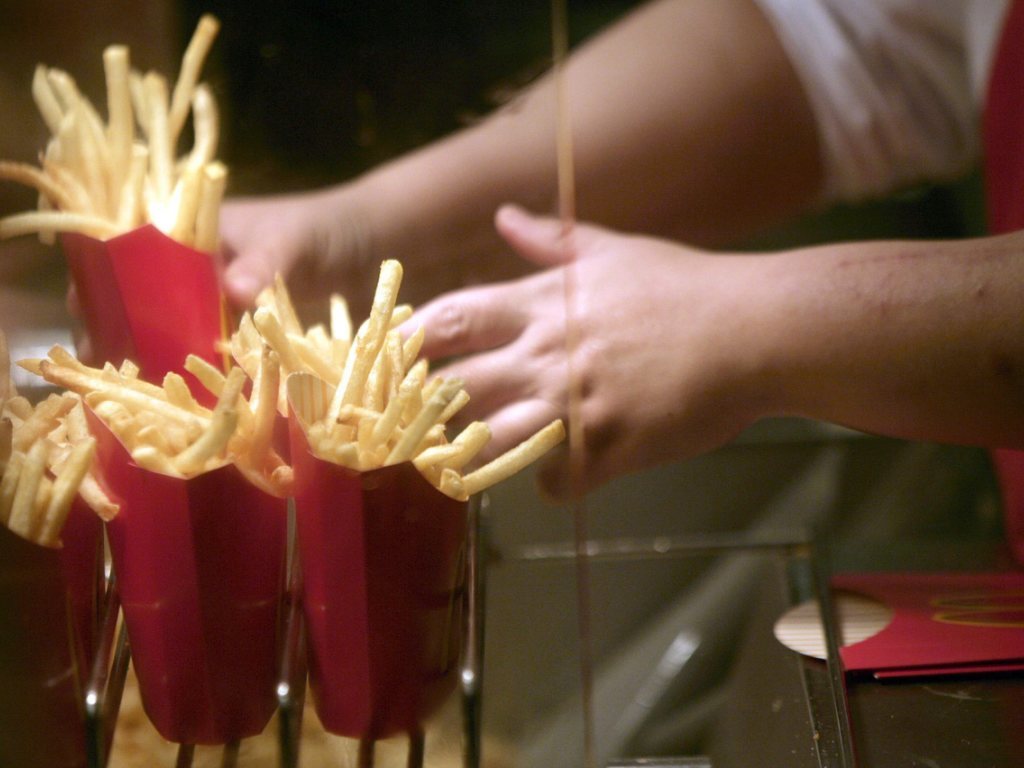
0,15,226,250
24,344,293,498
244,260,566,501
1,331,116,546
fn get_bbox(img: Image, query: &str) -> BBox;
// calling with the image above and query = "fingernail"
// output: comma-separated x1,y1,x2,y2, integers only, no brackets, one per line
495,203,531,229
496,204,560,240
224,270,262,304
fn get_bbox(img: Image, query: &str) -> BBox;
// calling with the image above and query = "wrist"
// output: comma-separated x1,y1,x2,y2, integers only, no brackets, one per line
716,251,800,427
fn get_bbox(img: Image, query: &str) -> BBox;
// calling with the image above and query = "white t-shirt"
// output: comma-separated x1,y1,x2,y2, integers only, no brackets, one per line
752,0,1011,203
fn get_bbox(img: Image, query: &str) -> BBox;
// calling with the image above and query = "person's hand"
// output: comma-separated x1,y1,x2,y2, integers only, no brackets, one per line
220,185,377,309
408,205,764,500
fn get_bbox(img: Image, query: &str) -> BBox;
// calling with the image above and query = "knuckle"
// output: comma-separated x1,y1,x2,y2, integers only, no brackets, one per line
431,301,474,347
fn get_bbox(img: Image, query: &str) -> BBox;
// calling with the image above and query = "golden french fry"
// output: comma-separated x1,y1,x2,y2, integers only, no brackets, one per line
167,14,220,146
117,144,148,229
168,166,202,245
69,99,112,217
272,273,303,336
12,393,75,453
103,45,134,194
290,335,340,385
31,65,64,135
253,306,304,373
40,361,207,430
330,260,402,417
385,377,463,465
7,439,50,540
39,437,96,546
4,396,33,421
173,407,237,475
439,467,466,500
185,353,226,396
389,304,413,328
0,161,77,211
131,444,179,476
0,210,119,240
444,420,492,471
194,161,226,253
330,294,352,343
384,330,404,401
462,420,566,497
143,71,173,206
118,358,140,378
247,347,280,472
412,443,462,471
135,423,173,454
78,472,119,521
366,359,426,451
44,68,80,114
0,450,24,524
420,376,442,404
0,419,11,475
362,341,389,412
186,83,219,172
128,69,149,134
162,371,200,412
63,400,90,441
42,158,94,214
437,388,469,425
402,325,425,371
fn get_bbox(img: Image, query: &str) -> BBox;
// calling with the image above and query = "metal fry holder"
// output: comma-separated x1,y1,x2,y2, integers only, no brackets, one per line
76,507,855,767
81,494,488,768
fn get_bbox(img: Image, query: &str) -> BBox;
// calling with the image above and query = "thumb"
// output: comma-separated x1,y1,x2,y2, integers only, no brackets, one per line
495,204,584,268
222,246,282,308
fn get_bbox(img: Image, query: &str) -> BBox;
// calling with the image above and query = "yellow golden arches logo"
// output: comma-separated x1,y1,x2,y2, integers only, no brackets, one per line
931,589,1024,628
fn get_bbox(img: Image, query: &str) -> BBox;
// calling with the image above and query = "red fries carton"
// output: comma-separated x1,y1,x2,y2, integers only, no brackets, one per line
63,225,227,395
288,415,468,739
86,406,286,745
0,498,103,768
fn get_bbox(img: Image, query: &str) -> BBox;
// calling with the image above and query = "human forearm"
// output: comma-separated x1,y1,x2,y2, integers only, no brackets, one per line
355,0,823,265
747,233,1024,447
223,0,823,306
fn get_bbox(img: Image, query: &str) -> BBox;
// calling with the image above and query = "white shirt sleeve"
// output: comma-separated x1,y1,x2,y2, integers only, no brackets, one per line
751,0,1011,203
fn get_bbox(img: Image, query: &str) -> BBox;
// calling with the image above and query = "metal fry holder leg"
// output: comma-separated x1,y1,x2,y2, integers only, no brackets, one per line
85,568,129,768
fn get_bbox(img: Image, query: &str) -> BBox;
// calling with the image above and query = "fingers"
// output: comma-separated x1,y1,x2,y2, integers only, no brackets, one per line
409,282,533,362
218,196,317,307
470,398,575,505
436,345,541,427
222,247,285,307
476,398,563,463
494,205,572,268
494,204,605,268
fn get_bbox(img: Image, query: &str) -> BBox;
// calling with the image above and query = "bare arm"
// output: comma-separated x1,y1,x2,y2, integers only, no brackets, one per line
753,231,1024,447
221,0,822,306
409,209,1024,497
